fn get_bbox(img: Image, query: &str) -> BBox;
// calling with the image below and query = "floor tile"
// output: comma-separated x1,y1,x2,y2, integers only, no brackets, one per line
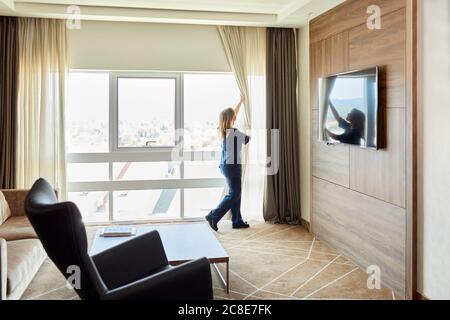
307,268,394,300
247,290,298,300
292,262,357,299
22,260,68,300
218,224,275,240
251,225,314,242
262,259,330,296
213,287,247,300
211,265,257,295
226,247,304,288
241,239,313,252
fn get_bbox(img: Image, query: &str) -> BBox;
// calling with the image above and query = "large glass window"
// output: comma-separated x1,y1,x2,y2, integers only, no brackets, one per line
66,72,232,223
113,189,180,221
183,74,240,151
113,162,180,180
68,191,109,223
118,77,176,148
66,72,109,153
67,163,109,182
184,188,223,218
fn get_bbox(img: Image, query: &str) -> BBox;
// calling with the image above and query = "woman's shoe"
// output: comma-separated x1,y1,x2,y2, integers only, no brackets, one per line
205,214,218,231
232,221,250,229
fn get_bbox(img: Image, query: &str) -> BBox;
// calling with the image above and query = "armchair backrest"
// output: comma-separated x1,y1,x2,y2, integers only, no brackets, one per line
24,178,107,299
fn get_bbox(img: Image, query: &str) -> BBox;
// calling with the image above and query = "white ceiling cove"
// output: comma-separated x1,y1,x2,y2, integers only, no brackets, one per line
0,0,345,27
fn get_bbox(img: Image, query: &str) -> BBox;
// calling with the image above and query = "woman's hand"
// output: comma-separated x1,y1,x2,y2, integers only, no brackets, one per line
240,94,245,102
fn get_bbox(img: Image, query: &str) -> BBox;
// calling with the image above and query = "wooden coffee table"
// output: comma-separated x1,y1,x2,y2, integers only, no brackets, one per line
90,222,230,293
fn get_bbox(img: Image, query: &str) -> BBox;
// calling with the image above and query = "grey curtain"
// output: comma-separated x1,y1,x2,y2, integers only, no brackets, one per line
263,28,301,224
0,17,18,189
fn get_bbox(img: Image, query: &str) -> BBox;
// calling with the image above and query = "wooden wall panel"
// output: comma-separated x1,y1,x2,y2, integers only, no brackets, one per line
312,177,406,294
327,32,349,75
349,9,407,109
350,108,406,208
310,0,406,43
310,32,349,110
309,0,412,297
312,111,350,187
310,41,325,110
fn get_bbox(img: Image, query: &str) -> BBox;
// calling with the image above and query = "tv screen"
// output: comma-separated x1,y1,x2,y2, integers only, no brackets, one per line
318,67,379,149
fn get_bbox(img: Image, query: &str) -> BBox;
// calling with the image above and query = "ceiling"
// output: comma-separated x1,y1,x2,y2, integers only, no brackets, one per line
0,0,345,27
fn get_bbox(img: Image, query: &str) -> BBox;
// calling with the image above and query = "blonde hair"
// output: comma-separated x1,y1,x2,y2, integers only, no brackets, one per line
218,108,235,139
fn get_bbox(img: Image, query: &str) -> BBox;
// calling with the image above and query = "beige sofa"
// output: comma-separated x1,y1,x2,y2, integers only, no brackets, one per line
0,190,46,300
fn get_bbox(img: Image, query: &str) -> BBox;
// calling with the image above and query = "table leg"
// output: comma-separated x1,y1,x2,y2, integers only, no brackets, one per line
226,260,230,294
213,262,229,294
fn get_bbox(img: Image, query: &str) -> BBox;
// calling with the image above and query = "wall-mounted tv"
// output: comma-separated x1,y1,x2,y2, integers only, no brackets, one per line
318,67,379,149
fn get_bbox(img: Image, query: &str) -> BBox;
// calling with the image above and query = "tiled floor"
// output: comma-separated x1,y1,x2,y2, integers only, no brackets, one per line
22,221,402,300
211,221,400,300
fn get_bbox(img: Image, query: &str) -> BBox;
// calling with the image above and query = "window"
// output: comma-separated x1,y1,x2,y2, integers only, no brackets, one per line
67,163,109,182
68,191,109,223
66,71,235,223
113,189,180,221
113,162,180,180
184,74,240,151
184,188,223,218
117,77,176,148
66,72,109,153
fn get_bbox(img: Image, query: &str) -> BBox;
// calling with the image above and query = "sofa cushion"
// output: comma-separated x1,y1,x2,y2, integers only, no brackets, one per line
0,216,37,241
7,239,46,299
0,191,11,225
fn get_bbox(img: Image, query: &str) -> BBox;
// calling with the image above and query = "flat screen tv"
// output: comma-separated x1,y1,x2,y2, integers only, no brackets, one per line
318,66,379,149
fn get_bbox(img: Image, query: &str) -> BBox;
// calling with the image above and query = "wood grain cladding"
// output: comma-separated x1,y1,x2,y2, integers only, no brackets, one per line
310,0,406,43
313,177,406,294
309,0,410,296
310,32,349,110
350,108,406,208
310,41,324,110
349,9,406,109
312,111,350,187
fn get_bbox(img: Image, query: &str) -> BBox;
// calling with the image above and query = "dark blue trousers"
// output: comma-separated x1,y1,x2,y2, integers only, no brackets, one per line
209,170,243,226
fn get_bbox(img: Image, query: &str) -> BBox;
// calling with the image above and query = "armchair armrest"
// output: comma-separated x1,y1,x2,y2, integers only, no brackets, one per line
91,230,169,290
0,238,7,300
103,257,213,300
1,190,29,217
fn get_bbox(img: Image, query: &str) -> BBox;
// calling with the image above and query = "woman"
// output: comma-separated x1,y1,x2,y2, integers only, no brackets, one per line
205,95,250,231
325,101,366,146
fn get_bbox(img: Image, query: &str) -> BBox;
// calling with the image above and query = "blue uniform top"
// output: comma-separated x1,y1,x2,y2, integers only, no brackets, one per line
219,128,251,177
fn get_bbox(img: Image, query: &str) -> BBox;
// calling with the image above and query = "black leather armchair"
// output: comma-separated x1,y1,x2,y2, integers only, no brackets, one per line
24,178,213,300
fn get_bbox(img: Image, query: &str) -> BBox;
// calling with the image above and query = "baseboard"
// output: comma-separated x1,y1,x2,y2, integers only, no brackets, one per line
300,218,310,231
415,291,430,300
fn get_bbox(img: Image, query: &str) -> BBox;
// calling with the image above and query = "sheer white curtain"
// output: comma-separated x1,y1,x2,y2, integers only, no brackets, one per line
217,26,266,221
16,18,68,198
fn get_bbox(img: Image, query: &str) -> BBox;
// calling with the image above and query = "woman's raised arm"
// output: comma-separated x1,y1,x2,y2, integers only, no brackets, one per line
234,94,245,117
329,101,342,122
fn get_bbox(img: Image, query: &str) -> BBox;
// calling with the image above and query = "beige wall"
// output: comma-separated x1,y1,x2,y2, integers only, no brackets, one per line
297,26,311,223
417,0,450,300
68,20,230,72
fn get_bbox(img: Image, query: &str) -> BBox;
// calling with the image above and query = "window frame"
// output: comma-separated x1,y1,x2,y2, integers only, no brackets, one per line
111,72,182,152
66,70,231,225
